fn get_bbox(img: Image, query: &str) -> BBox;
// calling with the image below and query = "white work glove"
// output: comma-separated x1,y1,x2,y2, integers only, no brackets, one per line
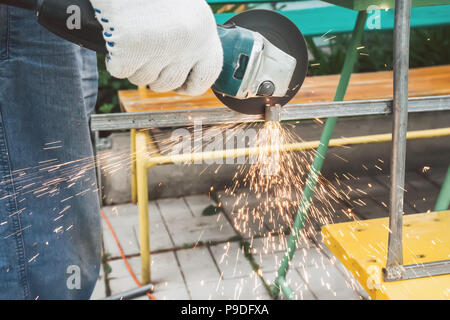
89,0,224,96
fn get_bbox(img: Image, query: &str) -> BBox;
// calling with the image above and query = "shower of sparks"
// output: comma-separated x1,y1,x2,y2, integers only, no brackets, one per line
218,121,356,241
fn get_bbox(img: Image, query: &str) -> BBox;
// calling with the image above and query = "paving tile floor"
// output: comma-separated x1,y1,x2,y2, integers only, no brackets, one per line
93,166,445,300
94,194,371,300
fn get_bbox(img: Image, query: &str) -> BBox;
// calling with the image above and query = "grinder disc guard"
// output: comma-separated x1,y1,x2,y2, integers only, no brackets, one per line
214,10,308,115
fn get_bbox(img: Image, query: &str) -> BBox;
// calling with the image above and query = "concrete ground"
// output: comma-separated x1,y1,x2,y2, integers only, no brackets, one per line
91,197,367,300
91,162,448,300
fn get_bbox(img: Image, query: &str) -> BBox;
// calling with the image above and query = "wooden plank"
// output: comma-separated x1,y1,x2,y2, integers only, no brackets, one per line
323,0,450,10
119,65,450,113
214,5,450,36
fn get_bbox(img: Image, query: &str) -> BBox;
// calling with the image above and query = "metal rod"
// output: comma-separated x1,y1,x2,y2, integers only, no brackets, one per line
435,166,450,211
104,283,155,300
90,95,450,131
386,0,412,274
384,259,450,282
265,105,281,122
94,131,104,207
272,10,368,299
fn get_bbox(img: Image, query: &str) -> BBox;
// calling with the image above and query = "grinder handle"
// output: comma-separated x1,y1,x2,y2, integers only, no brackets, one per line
36,0,108,54
1,0,107,53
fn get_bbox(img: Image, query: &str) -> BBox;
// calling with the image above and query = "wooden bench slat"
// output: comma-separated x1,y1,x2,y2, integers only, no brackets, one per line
119,65,450,113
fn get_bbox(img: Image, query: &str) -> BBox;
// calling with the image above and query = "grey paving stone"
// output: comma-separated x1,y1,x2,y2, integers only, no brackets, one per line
176,247,222,284
165,213,238,247
253,251,285,273
101,205,140,258
90,266,106,300
296,263,362,300
133,219,173,253
216,189,283,239
90,279,106,300
107,256,141,280
249,234,312,255
184,195,217,217
318,245,370,299
188,274,272,300
102,202,170,257
157,197,193,220
262,271,316,300
209,242,255,280
108,252,186,297
102,204,140,226
290,246,334,269
248,237,326,274
103,202,165,226
103,224,140,258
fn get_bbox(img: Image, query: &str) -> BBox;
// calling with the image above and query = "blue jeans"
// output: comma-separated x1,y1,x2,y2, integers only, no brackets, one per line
0,6,101,299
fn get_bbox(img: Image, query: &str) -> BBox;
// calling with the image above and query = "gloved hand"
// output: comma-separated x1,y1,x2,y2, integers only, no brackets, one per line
89,0,223,96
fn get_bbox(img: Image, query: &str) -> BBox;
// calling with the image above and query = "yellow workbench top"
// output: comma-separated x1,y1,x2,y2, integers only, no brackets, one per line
322,210,450,300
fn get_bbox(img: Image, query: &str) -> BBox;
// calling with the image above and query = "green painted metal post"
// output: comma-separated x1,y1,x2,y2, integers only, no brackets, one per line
272,10,368,300
434,166,450,211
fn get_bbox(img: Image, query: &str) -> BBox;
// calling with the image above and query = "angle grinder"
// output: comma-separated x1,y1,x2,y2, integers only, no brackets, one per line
2,0,309,116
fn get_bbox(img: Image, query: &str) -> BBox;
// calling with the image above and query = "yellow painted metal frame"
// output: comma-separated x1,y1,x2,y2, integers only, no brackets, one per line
130,127,450,284
322,210,450,300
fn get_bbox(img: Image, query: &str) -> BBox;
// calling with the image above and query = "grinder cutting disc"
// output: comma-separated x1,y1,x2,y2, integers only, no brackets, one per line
214,10,308,115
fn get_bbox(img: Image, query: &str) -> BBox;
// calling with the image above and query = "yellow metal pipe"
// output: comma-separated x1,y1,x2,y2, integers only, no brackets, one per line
131,129,137,204
141,127,450,168
136,132,151,284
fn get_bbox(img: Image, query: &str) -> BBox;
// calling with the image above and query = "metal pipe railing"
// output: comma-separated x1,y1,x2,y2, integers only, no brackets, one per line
385,0,412,280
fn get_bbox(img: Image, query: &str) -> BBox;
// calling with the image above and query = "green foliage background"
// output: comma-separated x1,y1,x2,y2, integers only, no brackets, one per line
94,3,450,114
308,26,450,76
